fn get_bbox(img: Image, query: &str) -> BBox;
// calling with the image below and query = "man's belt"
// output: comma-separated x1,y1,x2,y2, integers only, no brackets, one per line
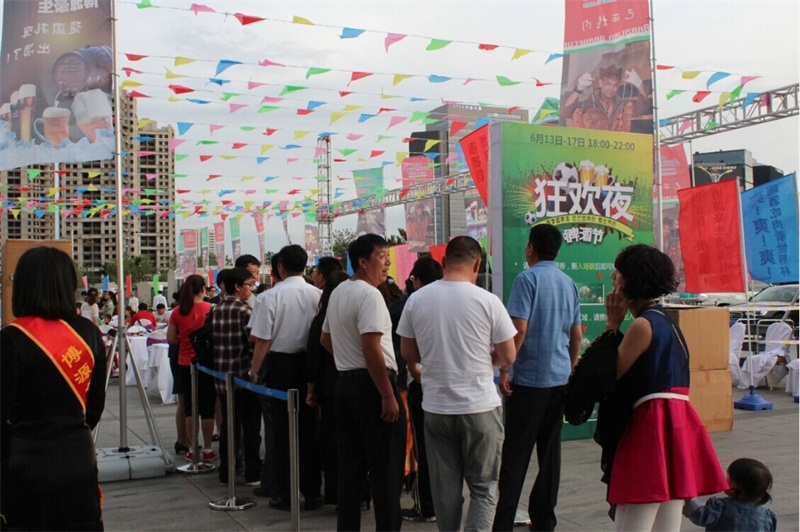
339,368,397,381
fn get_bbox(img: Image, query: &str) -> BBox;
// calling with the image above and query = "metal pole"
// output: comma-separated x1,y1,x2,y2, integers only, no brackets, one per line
210,373,256,510
177,361,215,474
110,0,129,451
288,389,300,531
649,0,663,252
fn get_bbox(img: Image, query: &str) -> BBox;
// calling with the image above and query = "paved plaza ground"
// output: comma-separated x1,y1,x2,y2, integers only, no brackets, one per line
96,375,798,531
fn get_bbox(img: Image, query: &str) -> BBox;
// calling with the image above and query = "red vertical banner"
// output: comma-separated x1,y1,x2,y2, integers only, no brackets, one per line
428,243,447,267
678,180,744,292
658,144,691,201
458,125,489,205
125,274,132,297
213,221,225,270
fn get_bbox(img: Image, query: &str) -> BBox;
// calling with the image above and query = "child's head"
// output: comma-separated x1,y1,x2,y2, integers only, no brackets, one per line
725,458,772,505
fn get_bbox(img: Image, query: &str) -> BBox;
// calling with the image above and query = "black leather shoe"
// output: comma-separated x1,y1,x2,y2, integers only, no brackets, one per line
252,487,277,498
269,496,291,511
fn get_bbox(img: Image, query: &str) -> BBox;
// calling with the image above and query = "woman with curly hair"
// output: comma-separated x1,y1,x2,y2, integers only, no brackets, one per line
602,244,728,531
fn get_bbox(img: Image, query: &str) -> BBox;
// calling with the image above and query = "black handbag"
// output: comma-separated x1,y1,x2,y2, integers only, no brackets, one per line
188,310,214,368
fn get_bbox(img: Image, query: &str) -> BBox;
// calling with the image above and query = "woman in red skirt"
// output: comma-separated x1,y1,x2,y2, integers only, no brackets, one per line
603,245,728,531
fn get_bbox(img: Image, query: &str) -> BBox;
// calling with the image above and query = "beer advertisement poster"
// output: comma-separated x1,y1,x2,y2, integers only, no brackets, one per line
0,0,114,170
489,122,653,342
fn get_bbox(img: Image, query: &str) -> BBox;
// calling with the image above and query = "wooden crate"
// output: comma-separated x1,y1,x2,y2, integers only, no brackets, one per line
667,307,730,371
689,369,733,433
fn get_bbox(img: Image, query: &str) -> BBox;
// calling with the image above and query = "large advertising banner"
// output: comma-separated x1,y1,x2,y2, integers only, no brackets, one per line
463,187,488,241
253,211,266,262
0,0,115,170
304,211,319,259
559,0,653,134
200,226,209,271
229,216,241,261
181,229,198,277
213,221,225,270
656,144,691,291
489,122,653,342
401,156,435,252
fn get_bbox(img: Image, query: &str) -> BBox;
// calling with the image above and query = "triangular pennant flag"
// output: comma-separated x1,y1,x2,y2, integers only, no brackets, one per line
125,53,147,61
306,67,331,79
478,43,498,51
329,111,346,124
742,92,760,108
279,85,307,96
168,84,194,94
656,64,674,70
666,89,686,100
234,12,265,25
450,121,468,137
229,103,247,113
387,116,407,129
512,48,532,60
545,53,563,63
215,59,241,76
682,70,702,79
385,33,406,51
496,75,520,86
174,56,195,66
177,122,193,135
293,15,314,24
424,139,440,151
189,3,215,15
729,85,743,103
428,75,451,83
349,71,373,85
718,92,732,107
706,71,731,88
393,74,413,86
426,39,451,51
340,27,365,39
258,58,285,67
740,75,759,86
692,91,712,103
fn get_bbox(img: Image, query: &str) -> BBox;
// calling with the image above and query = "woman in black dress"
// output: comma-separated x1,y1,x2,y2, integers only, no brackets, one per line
1,247,107,530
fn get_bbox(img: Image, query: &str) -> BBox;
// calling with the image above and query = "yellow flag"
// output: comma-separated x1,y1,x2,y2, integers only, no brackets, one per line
682,71,702,79
393,74,413,86
343,104,362,112
164,67,186,79
294,130,311,139
260,144,274,154
329,111,346,124
174,56,195,66
512,48,533,60
424,139,440,151
293,15,314,25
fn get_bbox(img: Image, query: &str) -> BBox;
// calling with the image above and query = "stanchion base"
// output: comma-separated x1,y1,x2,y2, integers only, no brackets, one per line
209,496,257,511
734,388,773,411
176,462,217,474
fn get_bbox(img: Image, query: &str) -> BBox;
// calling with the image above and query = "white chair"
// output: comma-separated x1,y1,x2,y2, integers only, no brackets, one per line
728,322,746,385
785,358,800,397
738,322,793,389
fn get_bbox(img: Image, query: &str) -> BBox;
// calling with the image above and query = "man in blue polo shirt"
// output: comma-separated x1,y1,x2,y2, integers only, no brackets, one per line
493,224,582,532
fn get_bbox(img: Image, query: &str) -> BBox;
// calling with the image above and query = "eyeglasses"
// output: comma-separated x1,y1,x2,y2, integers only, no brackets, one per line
244,281,256,287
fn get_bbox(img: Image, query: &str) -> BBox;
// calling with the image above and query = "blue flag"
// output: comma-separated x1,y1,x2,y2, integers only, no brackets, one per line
741,174,799,283
102,275,109,291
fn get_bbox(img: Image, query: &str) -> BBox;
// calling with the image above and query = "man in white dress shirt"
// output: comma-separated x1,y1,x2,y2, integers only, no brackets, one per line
249,245,321,511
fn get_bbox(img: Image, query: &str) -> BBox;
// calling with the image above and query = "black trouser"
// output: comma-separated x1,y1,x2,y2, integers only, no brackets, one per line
335,370,406,531
407,380,434,518
266,351,321,501
318,395,338,504
218,387,262,482
257,394,278,494
493,384,566,532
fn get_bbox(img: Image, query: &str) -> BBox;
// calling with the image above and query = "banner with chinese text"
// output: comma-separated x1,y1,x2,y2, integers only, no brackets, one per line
253,211,266,263
0,0,114,169
741,174,798,284
200,226,209,271
559,0,653,134
180,229,198,278
489,122,653,342
213,221,225,269
678,180,744,292
229,216,241,260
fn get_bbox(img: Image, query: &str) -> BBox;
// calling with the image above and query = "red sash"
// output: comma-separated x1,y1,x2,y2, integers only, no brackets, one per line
8,317,95,412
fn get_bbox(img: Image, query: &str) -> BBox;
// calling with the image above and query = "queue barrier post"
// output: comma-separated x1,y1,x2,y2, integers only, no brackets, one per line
177,360,216,474
288,388,300,531
210,372,256,510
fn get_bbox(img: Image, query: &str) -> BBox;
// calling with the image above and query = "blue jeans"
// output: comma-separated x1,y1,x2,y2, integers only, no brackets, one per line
424,407,504,532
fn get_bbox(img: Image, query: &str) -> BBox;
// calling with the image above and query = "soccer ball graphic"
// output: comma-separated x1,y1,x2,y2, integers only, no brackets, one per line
524,211,538,225
553,162,578,183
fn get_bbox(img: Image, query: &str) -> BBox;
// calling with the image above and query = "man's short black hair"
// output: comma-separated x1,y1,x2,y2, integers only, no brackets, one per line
156,303,166,310
445,236,482,266
222,267,251,295
279,245,308,275
138,302,148,311
317,256,343,279
529,224,563,261
87,287,98,296
235,254,261,269
271,252,282,282
348,234,387,270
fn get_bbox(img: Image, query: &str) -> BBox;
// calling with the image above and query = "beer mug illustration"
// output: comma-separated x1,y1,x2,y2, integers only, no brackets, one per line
593,165,611,188
34,107,71,146
0,103,11,132
72,89,112,142
578,160,595,185
18,84,37,142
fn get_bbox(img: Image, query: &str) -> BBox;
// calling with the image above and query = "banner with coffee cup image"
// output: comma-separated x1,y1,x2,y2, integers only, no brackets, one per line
0,0,114,170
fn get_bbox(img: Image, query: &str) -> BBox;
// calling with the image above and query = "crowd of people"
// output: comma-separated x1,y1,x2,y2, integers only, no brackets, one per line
0,233,779,531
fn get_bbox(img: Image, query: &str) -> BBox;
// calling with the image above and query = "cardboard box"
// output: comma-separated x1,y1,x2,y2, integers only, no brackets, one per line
689,369,733,432
667,307,730,371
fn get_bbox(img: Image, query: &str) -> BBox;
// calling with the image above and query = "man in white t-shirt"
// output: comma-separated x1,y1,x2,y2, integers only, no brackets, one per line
248,245,321,511
321,234,406,531
398,235,517,531
152,290,167,310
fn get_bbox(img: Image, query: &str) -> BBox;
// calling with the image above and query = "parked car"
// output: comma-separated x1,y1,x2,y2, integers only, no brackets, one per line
728,284,799,352
695,280,771,307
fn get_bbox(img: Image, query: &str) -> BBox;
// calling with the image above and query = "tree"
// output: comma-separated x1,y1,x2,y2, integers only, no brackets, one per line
264,250,275,265
331,228,356,260
224,255,233,267
386,230,407,247
99,255,155,283
208,252,217,268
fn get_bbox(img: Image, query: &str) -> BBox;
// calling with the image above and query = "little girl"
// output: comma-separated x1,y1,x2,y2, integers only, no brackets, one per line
683,458,777,531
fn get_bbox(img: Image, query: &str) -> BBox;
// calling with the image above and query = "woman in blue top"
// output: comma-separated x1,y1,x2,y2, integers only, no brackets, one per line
604,244,728,531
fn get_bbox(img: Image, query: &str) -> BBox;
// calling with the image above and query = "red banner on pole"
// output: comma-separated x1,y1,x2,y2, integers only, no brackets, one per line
678,180,744,293
428,243,447,267
459,125,489,205
125,274,132,297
